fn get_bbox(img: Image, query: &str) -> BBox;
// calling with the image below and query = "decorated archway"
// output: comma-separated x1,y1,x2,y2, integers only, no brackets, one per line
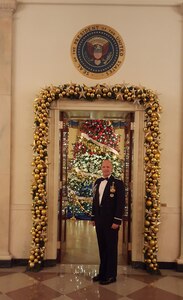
28,83,161,274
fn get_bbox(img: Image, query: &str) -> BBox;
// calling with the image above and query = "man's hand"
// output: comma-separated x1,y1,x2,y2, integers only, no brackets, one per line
111,223,119,229
91,221,95,226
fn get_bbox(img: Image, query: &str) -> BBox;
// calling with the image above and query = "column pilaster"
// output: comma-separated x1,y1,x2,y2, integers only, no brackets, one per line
0,0,17,266
176,2,183,271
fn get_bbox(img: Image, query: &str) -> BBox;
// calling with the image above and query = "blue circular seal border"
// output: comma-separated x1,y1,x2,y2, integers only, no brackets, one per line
71,24,125,79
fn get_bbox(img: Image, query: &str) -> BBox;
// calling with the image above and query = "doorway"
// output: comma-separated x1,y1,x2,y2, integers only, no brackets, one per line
47,100,145,265
57,109,134,265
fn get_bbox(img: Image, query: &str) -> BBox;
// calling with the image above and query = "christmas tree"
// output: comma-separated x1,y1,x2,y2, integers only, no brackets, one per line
67,119,123,219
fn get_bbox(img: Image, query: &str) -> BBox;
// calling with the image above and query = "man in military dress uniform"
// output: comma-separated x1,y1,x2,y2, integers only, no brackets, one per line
91,159,125,285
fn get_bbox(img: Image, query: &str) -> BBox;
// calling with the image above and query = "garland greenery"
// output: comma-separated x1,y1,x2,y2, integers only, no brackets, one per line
28,83,161,273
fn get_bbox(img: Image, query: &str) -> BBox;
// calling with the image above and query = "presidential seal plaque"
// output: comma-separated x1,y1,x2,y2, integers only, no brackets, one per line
71,24,126,79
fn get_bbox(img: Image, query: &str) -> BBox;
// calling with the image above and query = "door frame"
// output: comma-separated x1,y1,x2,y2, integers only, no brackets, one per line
46,99,145,264
122,112,134,264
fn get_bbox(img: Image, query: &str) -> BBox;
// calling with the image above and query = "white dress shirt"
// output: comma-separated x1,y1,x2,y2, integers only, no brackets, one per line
99,177,109,205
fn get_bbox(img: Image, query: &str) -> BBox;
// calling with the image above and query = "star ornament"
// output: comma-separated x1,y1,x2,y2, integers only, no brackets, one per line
95,84,102,93
116,92,124,101
133,99,141,106
79,88,86,99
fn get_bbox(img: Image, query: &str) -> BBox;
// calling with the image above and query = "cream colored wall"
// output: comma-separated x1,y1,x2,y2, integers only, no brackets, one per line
8,1,182,262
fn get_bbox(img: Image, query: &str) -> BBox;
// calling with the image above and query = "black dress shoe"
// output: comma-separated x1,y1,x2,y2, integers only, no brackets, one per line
92,274,101,282
99,277,116,285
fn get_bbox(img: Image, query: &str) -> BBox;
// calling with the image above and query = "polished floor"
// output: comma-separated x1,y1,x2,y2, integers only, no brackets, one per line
0,220,183,299
1,265,183,299
61,219,125,265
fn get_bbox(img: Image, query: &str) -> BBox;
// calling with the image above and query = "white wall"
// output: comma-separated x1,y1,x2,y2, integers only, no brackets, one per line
10,1,183,261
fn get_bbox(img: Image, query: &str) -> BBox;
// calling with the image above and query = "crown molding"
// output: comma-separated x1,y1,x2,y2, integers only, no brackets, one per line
180,2,183,13
0,0,17,15
17,0,183,6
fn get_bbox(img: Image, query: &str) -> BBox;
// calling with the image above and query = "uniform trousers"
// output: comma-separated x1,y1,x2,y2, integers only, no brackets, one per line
95,218,119,280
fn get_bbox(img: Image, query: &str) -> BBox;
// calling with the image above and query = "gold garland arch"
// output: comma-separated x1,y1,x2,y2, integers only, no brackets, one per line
28,83,161,274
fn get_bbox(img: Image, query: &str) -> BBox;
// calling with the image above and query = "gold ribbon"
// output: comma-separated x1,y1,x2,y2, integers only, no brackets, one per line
81,132,119,155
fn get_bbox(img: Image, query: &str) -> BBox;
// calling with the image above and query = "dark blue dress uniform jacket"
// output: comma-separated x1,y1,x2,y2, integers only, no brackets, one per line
91,175,125,227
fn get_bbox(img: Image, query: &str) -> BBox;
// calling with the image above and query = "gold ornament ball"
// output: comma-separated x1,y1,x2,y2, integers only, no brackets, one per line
29,255,35,261
29,262,35,268
146,200,152,207
34,174,40,180
146,135,153,142
150,240,155,246
145,220,150,226
148,249,153,253
147,109,152,115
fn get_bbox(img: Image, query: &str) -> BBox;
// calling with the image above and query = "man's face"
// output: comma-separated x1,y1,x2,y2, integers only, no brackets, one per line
101,160,112,178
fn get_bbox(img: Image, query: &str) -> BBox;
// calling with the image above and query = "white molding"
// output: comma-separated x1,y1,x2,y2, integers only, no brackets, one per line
51,99,144,112
0,0,17,10
179,1,183,12
47,109,60,259
131,109,145,262
17,0,183,7
0,255,12,260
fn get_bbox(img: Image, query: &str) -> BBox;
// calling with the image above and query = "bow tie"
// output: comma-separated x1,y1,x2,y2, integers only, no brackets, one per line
101,177,109,181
